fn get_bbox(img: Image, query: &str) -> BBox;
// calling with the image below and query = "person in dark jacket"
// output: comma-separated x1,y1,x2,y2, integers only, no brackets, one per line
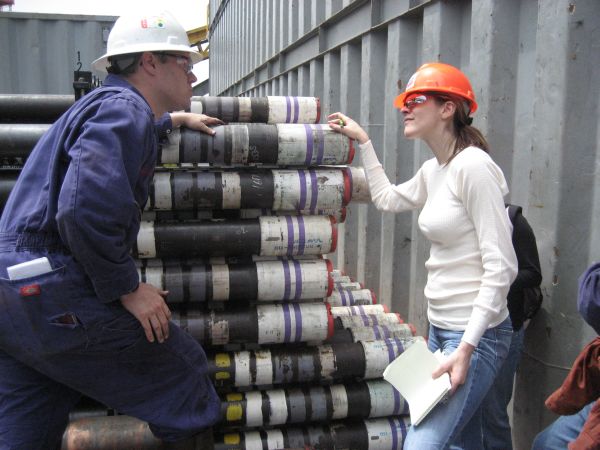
0,10,221,450
481,205,543,449
532,262,600,450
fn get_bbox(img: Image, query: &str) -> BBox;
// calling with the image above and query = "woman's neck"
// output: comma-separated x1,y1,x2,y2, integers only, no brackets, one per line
424,128,457,165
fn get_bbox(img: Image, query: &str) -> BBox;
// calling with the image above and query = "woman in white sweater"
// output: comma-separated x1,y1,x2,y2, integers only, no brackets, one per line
328,62,518,449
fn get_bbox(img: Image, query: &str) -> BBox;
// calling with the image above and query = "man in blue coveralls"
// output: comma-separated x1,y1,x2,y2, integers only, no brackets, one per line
0,10,221,450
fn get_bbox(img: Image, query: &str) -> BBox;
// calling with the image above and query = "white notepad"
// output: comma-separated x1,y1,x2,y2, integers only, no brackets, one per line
382,339,451,426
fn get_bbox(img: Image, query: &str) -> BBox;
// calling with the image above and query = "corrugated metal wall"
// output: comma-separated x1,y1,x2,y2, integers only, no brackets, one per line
0,12,116,94
208,0,600,447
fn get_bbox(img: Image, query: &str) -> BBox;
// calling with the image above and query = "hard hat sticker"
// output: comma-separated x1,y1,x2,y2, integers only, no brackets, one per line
141,17,166,29
405,73,417,90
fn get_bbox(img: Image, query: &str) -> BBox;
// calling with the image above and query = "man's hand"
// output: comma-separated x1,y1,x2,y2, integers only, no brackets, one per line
120,282,171,343
431,341,475,394
170,112,224,135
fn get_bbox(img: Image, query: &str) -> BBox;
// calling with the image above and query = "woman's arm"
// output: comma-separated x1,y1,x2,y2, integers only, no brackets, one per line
328,111,428,212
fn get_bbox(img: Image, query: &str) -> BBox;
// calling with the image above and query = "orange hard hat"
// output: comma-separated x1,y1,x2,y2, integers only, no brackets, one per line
394,62,478,114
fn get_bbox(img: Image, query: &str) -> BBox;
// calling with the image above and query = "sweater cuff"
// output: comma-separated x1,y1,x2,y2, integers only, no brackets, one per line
462,319,488,347
358,140,382,170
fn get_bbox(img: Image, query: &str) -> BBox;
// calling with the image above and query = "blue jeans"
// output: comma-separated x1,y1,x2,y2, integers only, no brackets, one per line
532,402,594,450
403,317,512,450
481,327,525,449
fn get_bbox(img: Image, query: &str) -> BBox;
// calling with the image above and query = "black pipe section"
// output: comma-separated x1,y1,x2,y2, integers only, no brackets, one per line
0,94,74,123
0,124,50,158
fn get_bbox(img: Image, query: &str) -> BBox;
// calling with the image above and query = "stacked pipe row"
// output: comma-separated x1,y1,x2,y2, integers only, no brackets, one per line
0,95,418,449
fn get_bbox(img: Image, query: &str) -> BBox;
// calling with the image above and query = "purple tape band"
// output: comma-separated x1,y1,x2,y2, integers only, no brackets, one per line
393,385,401,414
304,124,314,166
347,289,355,306
293,303,302,341
285,216,294,256
393,336,404,354
400,415,409,439
338,287,347,306
292,259,302,300
283,304,291,343
384,338,396,363
361,310,369,326
382,325,390,339
373,325,381,340
285,96,291,123
297,216,305,256
315,125,325,165
309,169,318,214
282,259,291,300
298,170,307,210
387,417,399,450
358,304,366,317
293,96,299,123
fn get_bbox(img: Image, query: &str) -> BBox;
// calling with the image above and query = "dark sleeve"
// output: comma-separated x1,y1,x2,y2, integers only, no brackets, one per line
56,97,153,302
155,112,173,139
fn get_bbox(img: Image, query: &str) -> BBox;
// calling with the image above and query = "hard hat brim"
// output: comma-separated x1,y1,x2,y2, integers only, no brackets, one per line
393,88,478,114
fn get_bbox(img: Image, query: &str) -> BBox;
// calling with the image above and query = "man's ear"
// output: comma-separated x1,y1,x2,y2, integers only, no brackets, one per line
139,52,159,75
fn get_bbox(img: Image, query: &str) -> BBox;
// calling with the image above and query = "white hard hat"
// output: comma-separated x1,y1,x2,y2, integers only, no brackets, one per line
92,10,202,73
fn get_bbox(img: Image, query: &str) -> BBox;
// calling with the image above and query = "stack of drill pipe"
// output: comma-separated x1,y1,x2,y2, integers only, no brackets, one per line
146,167,367,214
170,303,334,346
213,416,411,450
23,92,417,448
133,215,337,259
62,415,411,450
137,257,333,307
158,123,354,166
326,323,416,344
327,286,377,306
190,96,321,124
141,207,347,223
0,95,320,125
218,379,409,429
327,310,416,344
206,337,425,389
330,304,389,317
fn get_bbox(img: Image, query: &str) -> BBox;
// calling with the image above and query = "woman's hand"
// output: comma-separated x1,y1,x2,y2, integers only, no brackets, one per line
327,112,370,144
431,341,475,394
170,112,225,135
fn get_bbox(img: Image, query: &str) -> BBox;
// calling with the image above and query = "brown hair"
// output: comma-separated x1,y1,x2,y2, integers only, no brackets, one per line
432,93,490,164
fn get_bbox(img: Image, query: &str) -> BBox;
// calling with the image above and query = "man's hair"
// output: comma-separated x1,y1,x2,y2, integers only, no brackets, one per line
106,53,143,76
107,52,170,76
